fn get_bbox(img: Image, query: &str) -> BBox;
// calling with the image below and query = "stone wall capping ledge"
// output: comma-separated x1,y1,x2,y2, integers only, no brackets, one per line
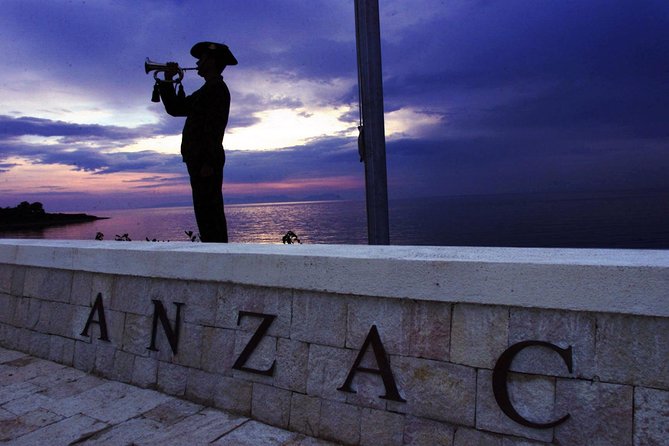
1,239,667,317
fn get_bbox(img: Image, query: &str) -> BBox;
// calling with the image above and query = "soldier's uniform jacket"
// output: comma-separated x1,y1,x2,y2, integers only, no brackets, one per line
158,77,230,166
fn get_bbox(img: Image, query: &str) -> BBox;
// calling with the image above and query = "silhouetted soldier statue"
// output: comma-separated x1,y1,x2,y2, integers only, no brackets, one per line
155,41,237,243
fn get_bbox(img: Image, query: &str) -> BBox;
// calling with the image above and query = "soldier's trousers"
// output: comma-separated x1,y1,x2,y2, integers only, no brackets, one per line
187,163,228,243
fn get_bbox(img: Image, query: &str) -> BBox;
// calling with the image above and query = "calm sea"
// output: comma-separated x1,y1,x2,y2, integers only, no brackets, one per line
2,192,668,248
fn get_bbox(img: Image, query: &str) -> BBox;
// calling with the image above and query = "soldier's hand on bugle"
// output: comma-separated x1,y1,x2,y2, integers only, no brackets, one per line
163,62,180,81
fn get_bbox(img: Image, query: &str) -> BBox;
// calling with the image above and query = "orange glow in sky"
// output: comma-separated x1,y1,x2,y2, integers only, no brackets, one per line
0,158,188,196
224,175,363,196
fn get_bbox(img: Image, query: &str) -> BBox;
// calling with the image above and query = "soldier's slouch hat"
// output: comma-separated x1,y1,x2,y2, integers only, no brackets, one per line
190,41,238,66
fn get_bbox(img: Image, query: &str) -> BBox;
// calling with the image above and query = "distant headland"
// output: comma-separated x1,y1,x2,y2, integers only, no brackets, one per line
0,202,107,230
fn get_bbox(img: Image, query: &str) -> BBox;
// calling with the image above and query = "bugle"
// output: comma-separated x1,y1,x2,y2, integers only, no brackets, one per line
145,58,197,83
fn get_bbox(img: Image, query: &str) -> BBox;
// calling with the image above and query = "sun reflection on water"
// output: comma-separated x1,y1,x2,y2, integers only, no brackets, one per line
0,201,368,244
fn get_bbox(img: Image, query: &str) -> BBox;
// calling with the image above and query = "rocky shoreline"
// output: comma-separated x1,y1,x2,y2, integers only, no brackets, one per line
0,202,107,230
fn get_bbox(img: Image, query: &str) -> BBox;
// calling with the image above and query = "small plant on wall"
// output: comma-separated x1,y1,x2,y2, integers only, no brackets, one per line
282,231,301,244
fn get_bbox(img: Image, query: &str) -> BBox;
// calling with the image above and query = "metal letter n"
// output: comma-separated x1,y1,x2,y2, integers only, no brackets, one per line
147,300,184,355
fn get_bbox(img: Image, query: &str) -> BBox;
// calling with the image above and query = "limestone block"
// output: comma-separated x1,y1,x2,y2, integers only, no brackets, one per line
289,393,321,437
210,420,302,446
292,290,347,347
148,278,218,326
185,368,218,405
8,296,25,327
0,381,37,408
346,295,414,356
110,275,152,315
142,398,204,426
200,326,236,375
131,355,158,388
475,369,554,442
10,265,25,296
94,342,117,376
2,391,53,416
453,427,501,446
91,274,114,300
360,407,405,446
1,355,67,388
319,399,361,445
306,344,357,402
0,294,16,324
110,349,135,383
451,304,508,369
182,281,219,326
5,413,108,446
73,340,96,372
23,267,72,303
27,331,50,359
554,379,633,446
48,336,74,366
409,301,451,361
0,407,63,441
251,382,292,429
156,361,188,396
172,322,203,369
72,382,172,425
14,296,40,330
17,328,34,354
634,386,669,446
37,365,75,391
595,313,669,388
502,438,559,446
215,283,292,337
28,365,102,400
46,302,75,338
508,307,595,378
0,323,20,350
70,272,93,306
61,337,76,365
213,376,253,416
387,356,476,427
137,408,246,445
403,416,454,446
74,417,162,445
0,264,12,293
34,300,52,332
231,330,276,384
121,314,152,356
71,272,113,306
275,338,309,393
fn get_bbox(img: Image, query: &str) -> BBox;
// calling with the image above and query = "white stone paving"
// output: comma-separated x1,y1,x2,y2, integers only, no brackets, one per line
0,347,339,445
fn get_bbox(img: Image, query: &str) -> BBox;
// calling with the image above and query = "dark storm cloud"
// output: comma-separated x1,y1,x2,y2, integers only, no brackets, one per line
123,175,190,190
0,137,183,175
381,0,669,120
373,0,669,196
226,136,360,184
0,114,182,174
0,110,360,190
387,134,669,198
1,0,667,205
0,115,151,141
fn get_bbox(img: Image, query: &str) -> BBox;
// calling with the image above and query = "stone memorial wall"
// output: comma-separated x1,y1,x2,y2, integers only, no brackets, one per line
0,240,667,445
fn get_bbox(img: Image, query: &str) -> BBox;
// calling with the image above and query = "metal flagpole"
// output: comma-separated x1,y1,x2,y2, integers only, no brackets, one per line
355,0,390,245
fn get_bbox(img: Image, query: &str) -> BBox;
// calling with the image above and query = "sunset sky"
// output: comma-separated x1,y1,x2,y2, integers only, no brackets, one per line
0,0,667,211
